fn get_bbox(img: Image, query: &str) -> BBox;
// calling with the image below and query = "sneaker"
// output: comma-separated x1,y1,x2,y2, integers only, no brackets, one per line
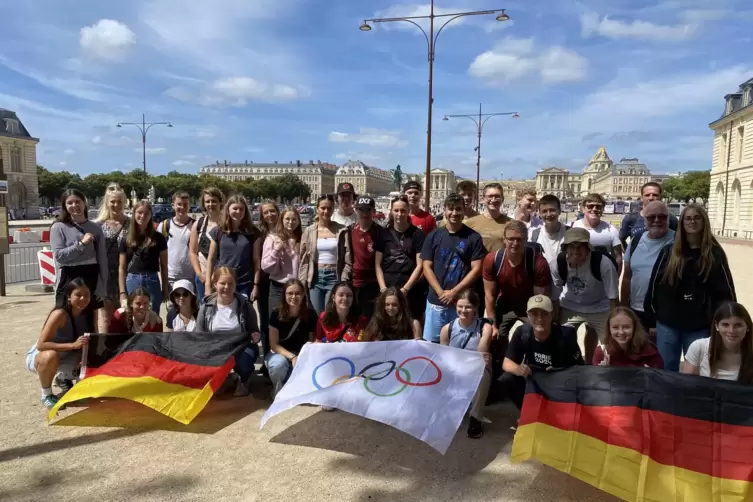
54,375,74,395
41,394,60,410
321,406,336,412
467,417,484,439
233,378,251,397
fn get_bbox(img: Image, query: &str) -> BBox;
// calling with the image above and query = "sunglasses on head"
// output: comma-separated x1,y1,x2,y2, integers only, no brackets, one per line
107,184,122,192
391,195,409,203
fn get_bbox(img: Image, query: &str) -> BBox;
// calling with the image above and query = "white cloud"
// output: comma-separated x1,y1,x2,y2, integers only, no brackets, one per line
680,9,729,22
335,152,381,162
79,19,136,62
182,154,197,160
165,77,309,107
469,37,587,85
63,148,75,155
137,147,166,154
172,159,193,166
59,161,68,167
580,12,696,41
328,128,408,148
92,136,102,144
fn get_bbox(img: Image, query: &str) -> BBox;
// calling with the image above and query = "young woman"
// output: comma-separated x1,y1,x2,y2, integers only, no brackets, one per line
110,287,164,333
644,204,736,371
316,282,368,343
265,279,317,397
683,302,753,383
196,267,261,396
262,207,302,315
375,196,426,321
299,195,348,314
362,287,421,341
593,307,663,368
118,201,168,315
25,278,90,409
50,189,108,331
205,195,261,301
440,289,493,439
166,279,199,332
96,183,130,332
189,187,225,300
257,200,280,354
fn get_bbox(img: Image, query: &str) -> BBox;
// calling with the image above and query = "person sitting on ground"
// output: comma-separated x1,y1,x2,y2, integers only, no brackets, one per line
166,279,198,332
440,289,493,439
265,279,317,398
110,287,164,333
316,282,369,343
362,287,422,341
196,266,261,396
592,307,663,368
25,278,91,409
682,302,753,383
500,295,584,412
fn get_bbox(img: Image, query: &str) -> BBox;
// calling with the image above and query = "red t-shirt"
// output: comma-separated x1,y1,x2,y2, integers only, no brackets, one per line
410,209,436,234
351,225,377,287
316,313,369,342
109,308,164,333
482,251,551,311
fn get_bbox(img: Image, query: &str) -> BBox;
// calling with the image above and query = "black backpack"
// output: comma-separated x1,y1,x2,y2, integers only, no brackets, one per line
162,217,195,243
556,249,617,282
628,230,644,257
492,245,539,283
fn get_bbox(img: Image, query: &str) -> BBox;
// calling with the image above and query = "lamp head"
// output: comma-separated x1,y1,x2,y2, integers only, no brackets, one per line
167,123,173,128
116,123,122,128
359,22,372,32
512,113,520,118
496,10,510,22
443,116,449,121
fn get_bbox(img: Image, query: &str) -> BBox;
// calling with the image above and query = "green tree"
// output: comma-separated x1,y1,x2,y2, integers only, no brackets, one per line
660,176,682,203
682,170,710,205
275,174,311,203
37,165,83,204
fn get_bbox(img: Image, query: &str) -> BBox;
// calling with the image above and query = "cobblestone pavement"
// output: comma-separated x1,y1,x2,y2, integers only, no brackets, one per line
0,241,749,501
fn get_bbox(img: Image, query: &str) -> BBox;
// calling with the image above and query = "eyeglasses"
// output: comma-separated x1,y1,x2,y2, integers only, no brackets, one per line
645,214,668,222
485,194,502,200
683,216,703,223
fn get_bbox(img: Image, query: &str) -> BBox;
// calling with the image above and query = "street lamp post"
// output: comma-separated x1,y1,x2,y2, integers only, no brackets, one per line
360,3,510,211
116,113,173,175
443,104,518,209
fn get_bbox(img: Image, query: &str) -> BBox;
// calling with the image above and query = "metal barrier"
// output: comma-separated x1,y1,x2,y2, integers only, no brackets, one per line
713,228,753,240
4,243,48,284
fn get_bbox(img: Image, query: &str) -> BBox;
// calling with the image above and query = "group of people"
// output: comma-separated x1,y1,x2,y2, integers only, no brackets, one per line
26,179,752,441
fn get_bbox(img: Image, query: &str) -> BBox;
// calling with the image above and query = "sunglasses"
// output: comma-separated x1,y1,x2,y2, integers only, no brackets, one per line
173,290,192,298
585,204,603,210
391,195,409,203
646,214,668,222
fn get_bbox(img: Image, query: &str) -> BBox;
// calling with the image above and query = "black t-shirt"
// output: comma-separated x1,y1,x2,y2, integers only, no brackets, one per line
506,322,584,369
120,233,168,275
374,225,426,287
270,308,317,355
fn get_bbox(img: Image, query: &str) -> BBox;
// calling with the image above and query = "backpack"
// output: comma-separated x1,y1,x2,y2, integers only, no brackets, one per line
556,249,617,282
628,230,644,257
492,246,538,284
162,217,195,242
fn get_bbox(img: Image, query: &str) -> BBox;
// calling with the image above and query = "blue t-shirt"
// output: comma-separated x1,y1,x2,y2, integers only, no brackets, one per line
420,225,486,306
624,230,675,312
209,227,255,286
620,213,678,245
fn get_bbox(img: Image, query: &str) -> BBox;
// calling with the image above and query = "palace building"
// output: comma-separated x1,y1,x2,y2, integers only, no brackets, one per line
0,108,41,218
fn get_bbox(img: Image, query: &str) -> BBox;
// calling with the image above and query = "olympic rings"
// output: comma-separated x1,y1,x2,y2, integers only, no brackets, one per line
358,361,396,381
363,368,411,397
312,357,356,390
395,356,442,387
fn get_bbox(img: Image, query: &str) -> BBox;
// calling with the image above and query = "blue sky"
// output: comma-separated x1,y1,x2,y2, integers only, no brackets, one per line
0,0,751,180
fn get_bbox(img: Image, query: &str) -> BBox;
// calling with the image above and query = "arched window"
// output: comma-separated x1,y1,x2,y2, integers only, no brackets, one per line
10,146,22,172
732,179,742,228
715,181,725,226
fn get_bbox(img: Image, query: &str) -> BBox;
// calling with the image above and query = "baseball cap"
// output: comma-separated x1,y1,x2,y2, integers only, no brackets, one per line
337,182,355,195
526,294,553,313
563,227,591,247
355,196,376,210
403,181,422,192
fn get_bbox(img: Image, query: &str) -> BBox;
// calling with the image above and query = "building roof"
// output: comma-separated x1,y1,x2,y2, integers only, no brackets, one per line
199,160,338,174
536,166,569,174
710,77,753,126
589,146,611,164
0,108,36,140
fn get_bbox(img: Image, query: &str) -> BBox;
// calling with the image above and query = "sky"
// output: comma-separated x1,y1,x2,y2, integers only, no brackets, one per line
0,0,751,181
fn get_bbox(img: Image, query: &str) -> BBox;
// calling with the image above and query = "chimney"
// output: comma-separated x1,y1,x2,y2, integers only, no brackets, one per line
245,160,248,166
216,161,220,166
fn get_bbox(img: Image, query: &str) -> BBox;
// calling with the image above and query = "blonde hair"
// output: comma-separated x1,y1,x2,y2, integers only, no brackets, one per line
96,183,127,222
211,266,236,286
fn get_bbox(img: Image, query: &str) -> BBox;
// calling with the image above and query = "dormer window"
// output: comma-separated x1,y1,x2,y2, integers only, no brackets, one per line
4,119,19,135
745,87,752,107
726,98,733,115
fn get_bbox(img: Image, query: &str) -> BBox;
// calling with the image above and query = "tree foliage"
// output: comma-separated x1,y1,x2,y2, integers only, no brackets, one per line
37,166,311,205
660,170,710,205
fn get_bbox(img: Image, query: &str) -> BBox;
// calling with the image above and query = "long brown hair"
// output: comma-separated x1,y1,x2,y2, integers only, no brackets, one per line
662,204,719,286
602,307,648,355
126,200,157,248
125,287,152,331
322,282,358,328
277,279,310,321
274,207,303,243
387,195,410,229
259,200,280,236
709,302,753,384
362,287,413,341
220,195,256,235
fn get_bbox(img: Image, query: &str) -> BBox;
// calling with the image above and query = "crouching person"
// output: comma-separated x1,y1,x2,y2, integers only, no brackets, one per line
26,278,91,409
440,289,493,439
500,295,583,412
109,287,164,333
196,266,261,396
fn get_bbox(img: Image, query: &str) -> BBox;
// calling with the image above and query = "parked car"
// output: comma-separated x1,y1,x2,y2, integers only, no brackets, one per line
152,204,175,224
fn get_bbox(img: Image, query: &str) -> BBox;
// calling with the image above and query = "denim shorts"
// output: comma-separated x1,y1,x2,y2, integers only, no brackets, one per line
25,345,80,379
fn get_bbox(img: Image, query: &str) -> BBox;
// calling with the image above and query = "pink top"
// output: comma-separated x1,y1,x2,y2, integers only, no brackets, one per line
261,234,300,283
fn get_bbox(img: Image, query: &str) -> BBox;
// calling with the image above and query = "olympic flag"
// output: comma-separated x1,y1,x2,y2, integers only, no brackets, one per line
261,340,486,454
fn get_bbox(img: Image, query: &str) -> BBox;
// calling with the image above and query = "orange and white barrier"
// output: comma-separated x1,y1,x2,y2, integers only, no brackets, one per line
38,249,56,286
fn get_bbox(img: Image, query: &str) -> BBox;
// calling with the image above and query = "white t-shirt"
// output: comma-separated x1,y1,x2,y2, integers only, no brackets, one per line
167,309,196,332
572,219,620,253
624,230,675,311
551,253,619,313
685,338,740,381
157,218,195,281
210,300,241,332
530,223,567,264
332,211,357,226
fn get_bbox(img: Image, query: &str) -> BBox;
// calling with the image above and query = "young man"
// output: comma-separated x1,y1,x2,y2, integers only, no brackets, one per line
620,181,679,247
156,192,195,288
529,194,567,264
457,180,480,220
332,182,358,226
465,183,511,254
403,181,436,234
620,201,674,331
483,220,550,361
500,295,583,410
551,227,619,363
572,193,623,270
342,196,382,317
421,194,486,342
511,189,543,230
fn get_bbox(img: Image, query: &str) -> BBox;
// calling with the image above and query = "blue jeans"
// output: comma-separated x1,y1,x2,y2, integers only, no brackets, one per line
236,283,252,300
656,321,709,372
423,301,458,343
309,268,338,314
265,352,292,398
126,272,163,315
195,275,205,303
234,344,260,382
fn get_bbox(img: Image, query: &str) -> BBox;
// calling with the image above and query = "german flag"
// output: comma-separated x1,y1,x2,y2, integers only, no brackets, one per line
511,366,753,502
49,331,249,424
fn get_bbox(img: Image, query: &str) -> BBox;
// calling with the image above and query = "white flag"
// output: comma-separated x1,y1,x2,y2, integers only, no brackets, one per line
261,340,486,454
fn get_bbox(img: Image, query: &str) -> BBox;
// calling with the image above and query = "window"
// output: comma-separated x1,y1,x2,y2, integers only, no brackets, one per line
10,146,21,172
721,133,729,167
4,119,19,135
732,179,742,228
738,126,745,164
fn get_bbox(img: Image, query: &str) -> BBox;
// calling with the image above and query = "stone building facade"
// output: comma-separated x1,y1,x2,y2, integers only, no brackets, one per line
334,160,394,197
0,108,40,218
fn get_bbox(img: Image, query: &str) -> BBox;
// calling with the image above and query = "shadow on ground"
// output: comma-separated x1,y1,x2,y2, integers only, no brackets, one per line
0,429,143,463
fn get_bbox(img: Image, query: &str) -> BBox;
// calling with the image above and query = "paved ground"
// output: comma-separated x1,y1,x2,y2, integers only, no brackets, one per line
0,240,749,502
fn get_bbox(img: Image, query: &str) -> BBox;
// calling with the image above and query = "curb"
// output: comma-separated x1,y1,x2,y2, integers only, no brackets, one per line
25,284,54,293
